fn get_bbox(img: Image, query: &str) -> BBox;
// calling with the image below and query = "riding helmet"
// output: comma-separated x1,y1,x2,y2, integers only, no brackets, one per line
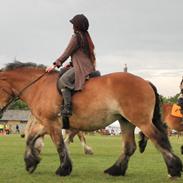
70,14,89,32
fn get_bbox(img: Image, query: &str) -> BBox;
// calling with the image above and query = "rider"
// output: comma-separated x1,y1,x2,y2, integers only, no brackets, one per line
177,76,183,114
46,14,96,117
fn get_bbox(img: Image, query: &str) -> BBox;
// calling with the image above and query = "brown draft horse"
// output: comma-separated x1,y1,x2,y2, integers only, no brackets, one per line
162,103,183,132
162,103,183,154
0,62,182,178
25,114,93,155
139,103,183,154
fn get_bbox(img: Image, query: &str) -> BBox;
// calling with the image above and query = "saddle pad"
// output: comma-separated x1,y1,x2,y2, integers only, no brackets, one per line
171,104,183,118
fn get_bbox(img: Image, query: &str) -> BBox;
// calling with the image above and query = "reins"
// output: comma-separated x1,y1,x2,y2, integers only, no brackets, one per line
0,71,47,114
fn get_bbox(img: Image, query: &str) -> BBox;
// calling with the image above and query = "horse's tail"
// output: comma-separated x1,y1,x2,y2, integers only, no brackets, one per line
149,82,167,134
138,82,170,153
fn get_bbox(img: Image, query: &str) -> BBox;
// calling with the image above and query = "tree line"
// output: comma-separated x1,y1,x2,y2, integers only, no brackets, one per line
160,93,179,104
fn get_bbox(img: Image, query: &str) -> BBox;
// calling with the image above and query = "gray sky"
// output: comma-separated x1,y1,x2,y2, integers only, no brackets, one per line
0,0,183,96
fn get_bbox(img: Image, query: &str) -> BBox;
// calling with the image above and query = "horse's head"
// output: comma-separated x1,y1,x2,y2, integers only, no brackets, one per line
0,61,46,114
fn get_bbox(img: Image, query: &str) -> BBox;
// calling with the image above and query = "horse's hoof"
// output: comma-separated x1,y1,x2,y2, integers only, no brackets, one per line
24,155,40,174
55,164,72,176
26,164,38,174
168,174,181,180
84,147,94,155
166,155,182,177
104,164,125,176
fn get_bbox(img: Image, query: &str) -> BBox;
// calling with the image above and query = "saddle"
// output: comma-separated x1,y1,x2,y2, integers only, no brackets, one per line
171,104,183,118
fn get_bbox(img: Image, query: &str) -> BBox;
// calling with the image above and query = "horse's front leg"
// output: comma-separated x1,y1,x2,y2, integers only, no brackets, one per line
49,120,72,176
24,120,45,174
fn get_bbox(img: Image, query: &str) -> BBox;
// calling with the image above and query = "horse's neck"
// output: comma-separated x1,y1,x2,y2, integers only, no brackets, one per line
6,69,46,101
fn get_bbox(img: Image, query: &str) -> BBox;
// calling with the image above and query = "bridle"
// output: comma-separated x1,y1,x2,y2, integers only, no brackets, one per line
0,71,47,115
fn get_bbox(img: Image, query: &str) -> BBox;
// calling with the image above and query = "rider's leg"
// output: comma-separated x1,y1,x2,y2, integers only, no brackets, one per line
61,87,72,117
58,68,75,117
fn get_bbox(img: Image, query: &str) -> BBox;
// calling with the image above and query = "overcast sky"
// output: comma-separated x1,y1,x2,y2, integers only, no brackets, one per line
0,0,183,97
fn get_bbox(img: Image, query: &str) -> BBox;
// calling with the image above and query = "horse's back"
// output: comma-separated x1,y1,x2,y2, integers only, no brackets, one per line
78,72,153,96
78,72,155,105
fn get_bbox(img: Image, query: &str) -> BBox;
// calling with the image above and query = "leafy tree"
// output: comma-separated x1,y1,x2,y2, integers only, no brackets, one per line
160,93,179,104
9,100,29,110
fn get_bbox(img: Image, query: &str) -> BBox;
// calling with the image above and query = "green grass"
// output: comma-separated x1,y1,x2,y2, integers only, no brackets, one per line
0,134,183,183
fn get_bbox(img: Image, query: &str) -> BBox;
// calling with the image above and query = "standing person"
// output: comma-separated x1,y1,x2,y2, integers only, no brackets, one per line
123,64,128,72
0,124,4,134
16,124,20,134
46,14,96,117
177,76,183,114
4,124,10,135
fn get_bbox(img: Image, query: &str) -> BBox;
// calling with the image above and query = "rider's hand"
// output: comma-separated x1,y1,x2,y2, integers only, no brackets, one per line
46,65,55,72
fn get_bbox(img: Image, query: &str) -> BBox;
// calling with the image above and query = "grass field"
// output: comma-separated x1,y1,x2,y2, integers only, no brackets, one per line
0,134,183,183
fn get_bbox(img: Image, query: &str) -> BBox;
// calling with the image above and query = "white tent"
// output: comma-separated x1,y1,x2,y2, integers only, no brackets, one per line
106,121,140,135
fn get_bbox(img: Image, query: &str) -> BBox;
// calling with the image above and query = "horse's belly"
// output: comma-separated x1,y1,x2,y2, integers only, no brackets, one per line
70,111,119,131
70,93,121,131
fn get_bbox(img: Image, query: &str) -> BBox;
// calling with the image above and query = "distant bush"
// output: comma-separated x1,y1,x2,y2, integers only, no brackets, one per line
9,100,29,110
160,93,179,104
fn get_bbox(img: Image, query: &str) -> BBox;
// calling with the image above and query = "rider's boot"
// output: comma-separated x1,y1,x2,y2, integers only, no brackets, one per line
61,88,72,117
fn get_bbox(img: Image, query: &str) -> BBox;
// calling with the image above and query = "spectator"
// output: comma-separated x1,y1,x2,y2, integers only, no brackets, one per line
0,124,4,134
124,64,128,72
4,124,10,135
177,76,183,114
16,124,20,134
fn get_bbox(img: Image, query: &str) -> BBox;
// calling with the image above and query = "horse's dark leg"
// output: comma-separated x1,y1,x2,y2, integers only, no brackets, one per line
104,119,136,176
181,145,183,154
138,131,148,153
50,121,72,176
141,123,183,178
24,135,43,173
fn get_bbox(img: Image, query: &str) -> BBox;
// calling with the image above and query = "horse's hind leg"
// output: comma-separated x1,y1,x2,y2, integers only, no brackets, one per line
104,118,136,176
77,131,93,155
49,119,72,176
64,130,93,155
24,115,46,173
140,123,183,177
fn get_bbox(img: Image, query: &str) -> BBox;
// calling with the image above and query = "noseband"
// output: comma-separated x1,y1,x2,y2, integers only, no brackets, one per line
0,71,47,115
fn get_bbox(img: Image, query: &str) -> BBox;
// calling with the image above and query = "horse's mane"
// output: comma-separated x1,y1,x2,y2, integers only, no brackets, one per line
3,61,46,71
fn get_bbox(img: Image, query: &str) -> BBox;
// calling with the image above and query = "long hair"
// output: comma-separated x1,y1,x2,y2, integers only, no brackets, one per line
75,30,96,66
